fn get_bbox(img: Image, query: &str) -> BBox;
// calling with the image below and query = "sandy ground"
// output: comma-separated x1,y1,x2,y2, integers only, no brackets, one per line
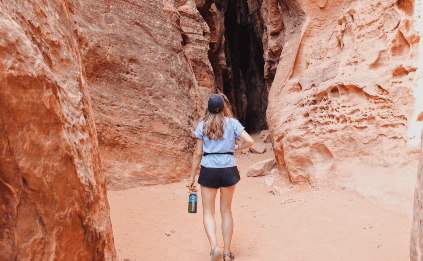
108,137,412,261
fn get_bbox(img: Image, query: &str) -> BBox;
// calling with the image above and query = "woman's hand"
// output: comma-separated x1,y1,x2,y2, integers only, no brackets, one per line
187,178,195,191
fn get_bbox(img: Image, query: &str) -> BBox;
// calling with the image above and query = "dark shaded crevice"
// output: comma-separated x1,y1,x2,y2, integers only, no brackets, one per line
224,0,243,124
223,0,268,133
239,23,267,133
199,0,273,133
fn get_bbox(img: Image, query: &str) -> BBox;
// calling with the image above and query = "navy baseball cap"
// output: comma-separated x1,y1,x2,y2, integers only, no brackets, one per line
208,94,224,113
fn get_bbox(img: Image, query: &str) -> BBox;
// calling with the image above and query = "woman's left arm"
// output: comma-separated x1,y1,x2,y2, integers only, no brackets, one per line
188,138,203,190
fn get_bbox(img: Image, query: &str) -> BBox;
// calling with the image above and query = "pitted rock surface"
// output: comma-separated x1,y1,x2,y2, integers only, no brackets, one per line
266,0,421,216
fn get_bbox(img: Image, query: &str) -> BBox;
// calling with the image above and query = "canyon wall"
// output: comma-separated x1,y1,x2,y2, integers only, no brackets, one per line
0,0,116,260
67,0,206,189
267,0,422,216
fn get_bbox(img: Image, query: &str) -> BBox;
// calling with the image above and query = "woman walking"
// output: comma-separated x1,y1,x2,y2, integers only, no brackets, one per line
188,94,254,261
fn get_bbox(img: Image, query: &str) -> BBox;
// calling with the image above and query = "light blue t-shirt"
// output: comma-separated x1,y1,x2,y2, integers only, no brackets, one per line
194,117,244,168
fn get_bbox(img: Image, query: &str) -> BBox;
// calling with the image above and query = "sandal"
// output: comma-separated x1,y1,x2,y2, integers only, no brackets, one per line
210,246,223,261
223,252,235,261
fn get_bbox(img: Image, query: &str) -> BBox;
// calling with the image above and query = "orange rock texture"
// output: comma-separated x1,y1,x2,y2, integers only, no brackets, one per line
266,0,421,215
67,0,205,189
0,1,116,260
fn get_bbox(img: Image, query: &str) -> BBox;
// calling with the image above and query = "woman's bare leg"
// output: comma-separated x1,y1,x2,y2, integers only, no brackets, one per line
220,184,236,257
201,185,220,253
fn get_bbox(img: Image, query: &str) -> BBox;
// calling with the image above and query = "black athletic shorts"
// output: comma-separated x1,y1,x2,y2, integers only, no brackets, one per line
198,166,240,189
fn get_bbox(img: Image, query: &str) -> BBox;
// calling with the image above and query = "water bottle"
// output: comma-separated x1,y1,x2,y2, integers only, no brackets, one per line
188,191,197,213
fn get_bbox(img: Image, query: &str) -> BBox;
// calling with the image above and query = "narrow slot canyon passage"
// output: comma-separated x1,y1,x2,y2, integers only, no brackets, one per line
225,6,267,133
106,0,415,259
109,1,413,257
205,0,268,133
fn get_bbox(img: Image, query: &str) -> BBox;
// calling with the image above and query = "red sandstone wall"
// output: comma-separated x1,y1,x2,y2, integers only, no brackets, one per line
67,0,206,189
0,1,116,260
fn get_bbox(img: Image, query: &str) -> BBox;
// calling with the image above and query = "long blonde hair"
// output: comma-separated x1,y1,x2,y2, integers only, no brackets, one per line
202,105,233,140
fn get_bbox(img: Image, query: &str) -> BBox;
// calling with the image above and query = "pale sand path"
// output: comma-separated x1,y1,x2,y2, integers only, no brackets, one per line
108,139,411,261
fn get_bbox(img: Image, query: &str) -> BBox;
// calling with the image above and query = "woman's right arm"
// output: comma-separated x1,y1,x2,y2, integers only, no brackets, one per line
188,138,203,190
236,130,254,151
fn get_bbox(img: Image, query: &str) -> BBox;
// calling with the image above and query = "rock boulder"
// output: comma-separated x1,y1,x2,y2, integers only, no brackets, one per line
260,130,272,143
249,143,268,154
246,158,277,177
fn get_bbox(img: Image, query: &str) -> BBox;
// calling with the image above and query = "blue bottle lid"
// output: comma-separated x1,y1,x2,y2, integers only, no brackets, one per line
191,191,197,195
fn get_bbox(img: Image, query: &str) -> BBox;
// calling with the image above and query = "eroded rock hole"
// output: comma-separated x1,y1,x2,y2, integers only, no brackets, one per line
329,87,340,99
182,34,188,46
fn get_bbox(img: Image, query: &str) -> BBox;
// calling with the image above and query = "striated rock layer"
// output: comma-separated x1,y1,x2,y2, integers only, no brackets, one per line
267,0,421,216
0,0,116,260
67,0,205,189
